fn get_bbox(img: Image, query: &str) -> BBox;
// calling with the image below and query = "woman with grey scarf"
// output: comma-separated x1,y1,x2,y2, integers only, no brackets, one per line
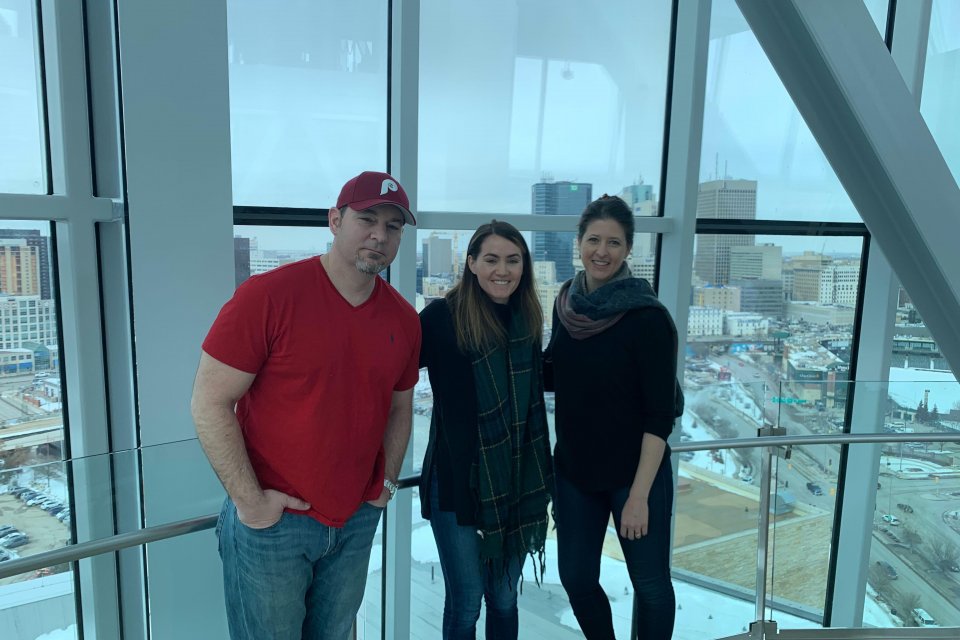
545,195,679,639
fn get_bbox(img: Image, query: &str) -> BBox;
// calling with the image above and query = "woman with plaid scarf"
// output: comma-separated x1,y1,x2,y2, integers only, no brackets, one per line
546,196,679,639
419,220,553,639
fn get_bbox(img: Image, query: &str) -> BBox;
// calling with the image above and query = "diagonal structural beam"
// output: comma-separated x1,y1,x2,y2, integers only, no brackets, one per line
736,0,960,377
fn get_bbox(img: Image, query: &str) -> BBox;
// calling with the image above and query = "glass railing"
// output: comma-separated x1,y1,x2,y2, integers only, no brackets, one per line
2,378,960,639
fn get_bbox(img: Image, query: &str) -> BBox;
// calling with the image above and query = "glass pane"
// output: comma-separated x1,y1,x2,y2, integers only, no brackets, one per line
418,0,672,213
862,378,960,628
921,0,960,184
406,482,582,638
688,234,864,387
701,0,868,222
765,380,846,621
0,1,47,194
233,225,335,287
226,0,389,207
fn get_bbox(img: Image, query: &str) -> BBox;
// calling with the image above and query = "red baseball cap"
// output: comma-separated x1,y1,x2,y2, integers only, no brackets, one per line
336,171,416,226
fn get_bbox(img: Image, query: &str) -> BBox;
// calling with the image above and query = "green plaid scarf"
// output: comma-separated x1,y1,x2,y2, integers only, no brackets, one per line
470,308,553,582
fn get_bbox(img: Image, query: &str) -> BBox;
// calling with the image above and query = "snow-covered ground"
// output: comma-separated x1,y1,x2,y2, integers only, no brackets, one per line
409,522,819,638
888,367,959,412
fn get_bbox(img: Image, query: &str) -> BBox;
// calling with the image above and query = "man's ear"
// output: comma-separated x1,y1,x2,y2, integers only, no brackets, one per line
329,207,342,233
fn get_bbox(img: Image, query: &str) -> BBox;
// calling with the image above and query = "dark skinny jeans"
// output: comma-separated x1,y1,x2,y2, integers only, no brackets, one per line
555,458,676,640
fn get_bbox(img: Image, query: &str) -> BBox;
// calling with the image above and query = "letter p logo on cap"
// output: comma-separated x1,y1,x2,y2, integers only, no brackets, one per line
381,179,398,196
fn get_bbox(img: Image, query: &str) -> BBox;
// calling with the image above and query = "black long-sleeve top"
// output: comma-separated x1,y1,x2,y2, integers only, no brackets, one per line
418,298,512,525
549,305,677,491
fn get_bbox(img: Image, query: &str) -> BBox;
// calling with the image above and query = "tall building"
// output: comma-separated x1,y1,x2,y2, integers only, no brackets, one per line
693,284,741,312
819,262,861,306
424,234,453,277
731,278,784,318
0,240,41,296
693,180,757,285
786,252,832,301
619,182,658,257
234,236,251,287
730,243,782,281
0,229,51,299
532,181,592,283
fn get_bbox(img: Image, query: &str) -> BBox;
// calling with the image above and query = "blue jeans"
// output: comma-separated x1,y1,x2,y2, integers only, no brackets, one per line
216,497,383,640
429,473,524,639
555,459,676,640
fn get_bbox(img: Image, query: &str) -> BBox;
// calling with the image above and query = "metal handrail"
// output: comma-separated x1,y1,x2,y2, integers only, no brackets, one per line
0,514,217,579
2,430,958,581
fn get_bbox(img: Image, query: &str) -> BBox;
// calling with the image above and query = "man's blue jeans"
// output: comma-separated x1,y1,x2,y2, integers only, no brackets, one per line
428,473,524,639
216,497,382,640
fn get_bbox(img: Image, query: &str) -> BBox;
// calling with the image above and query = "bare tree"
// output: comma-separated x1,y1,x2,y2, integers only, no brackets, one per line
930,539,960,571
901,527,922,549
897,592,921,621
868,563,892,595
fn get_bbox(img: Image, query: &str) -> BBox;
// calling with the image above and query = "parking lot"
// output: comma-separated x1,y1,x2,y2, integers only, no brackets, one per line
0,492,71,585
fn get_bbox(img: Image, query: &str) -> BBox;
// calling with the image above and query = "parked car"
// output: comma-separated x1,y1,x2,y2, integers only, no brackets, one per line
0,532,28,548
806,482,824,496
876,560,898,579
9,487,31,498
881,514,901,526
0,525,19,538
46,504,66,516
17,490,38,502
911,608,938,627
0,548,19,562
896,503,914,513
25,494,48,506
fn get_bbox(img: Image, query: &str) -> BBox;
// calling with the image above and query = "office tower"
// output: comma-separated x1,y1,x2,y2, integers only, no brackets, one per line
693,179,757,285
0,240,41,296
819,262,861,306
787,251,832,301
234,236,251,288
0,229,52,299
619,181,658,257
731,278,784,318
532,180,592,283
424,234,453,277
730,243,782,281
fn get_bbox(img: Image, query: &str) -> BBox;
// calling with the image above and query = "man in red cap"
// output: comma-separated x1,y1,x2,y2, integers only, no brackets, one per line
192,171,420,639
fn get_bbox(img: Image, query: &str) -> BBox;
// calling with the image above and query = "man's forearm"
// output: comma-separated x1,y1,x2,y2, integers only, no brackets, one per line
382,401,413,481
194,403,264,508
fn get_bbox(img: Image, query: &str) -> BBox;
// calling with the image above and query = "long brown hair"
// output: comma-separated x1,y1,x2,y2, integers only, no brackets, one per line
446,220,543,353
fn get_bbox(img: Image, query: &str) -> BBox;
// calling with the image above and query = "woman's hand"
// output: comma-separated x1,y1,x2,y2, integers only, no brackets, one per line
620,493,650,541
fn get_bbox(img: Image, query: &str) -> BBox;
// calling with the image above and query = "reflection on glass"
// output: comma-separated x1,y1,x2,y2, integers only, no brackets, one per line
701,0,867,222
418,0,672,213
226,0,389,207
921,0,960,184
0,1,46,194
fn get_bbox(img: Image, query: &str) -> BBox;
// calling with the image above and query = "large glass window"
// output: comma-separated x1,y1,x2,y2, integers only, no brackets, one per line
921,0,960,183
418,0,672,214
226,0,389,207
0,222,71,633
863,378,960,628
0,1,47,194
700,0,887,223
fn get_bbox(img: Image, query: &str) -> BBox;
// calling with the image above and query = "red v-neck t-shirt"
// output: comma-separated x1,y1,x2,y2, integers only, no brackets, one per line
202,256,421,526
